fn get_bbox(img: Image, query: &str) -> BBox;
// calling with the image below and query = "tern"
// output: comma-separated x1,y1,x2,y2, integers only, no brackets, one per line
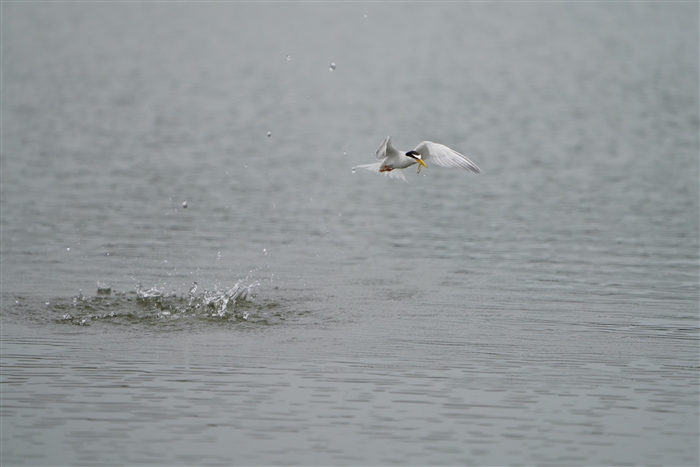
353,135,481,182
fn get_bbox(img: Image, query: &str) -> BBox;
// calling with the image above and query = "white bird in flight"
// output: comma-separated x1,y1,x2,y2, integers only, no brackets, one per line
353,135,481,182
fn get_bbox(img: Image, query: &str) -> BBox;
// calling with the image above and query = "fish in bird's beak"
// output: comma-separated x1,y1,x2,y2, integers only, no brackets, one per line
417,158,428,173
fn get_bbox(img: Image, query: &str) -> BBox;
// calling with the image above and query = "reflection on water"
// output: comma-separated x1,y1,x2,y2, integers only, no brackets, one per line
2,1,698,466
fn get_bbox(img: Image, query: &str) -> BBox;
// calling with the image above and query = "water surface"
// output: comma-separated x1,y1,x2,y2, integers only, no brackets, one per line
2,2,698,465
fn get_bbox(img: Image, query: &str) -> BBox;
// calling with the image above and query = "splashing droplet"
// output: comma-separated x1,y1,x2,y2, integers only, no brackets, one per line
182,201,188,208
66,247,70,251
351,167,356,173
286,55,291,61
267,131,271,137
263,248,267,255
329,62,336,71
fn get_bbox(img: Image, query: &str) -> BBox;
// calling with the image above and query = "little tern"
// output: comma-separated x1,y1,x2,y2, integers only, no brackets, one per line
353,135,481,182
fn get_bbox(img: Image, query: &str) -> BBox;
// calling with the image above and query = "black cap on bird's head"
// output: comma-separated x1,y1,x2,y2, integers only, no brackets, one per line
406,150,428,168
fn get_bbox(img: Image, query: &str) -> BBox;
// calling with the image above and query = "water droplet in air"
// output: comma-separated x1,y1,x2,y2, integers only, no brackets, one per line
352,167,356,173
182,201,188,208
286,55,291,61
263,248,267,255
66,247,70,251
329,62,336,71
267,131,271,137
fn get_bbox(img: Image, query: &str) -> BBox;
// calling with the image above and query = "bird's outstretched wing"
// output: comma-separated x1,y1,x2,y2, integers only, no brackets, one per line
414,141,481,173
375,135,393,160
353,161,407,182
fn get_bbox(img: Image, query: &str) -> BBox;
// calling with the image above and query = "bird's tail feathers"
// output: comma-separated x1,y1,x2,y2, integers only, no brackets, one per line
354,161,383,174
353,162,407,182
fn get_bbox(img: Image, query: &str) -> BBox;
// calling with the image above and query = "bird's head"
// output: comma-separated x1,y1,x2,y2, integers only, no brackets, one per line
406,150,428,168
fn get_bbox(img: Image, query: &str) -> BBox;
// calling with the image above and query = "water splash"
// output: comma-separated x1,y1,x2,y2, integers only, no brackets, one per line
136,283,173,301
47,279,261,326
199,280,258,317
96,282,112,295
7,275,321,330
188,281,198,306
136,279,257,317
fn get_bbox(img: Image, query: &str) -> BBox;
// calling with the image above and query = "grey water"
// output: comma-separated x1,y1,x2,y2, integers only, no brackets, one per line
2,2,698,466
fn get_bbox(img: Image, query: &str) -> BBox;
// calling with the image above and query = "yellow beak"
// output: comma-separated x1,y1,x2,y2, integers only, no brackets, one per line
417,159,428,168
